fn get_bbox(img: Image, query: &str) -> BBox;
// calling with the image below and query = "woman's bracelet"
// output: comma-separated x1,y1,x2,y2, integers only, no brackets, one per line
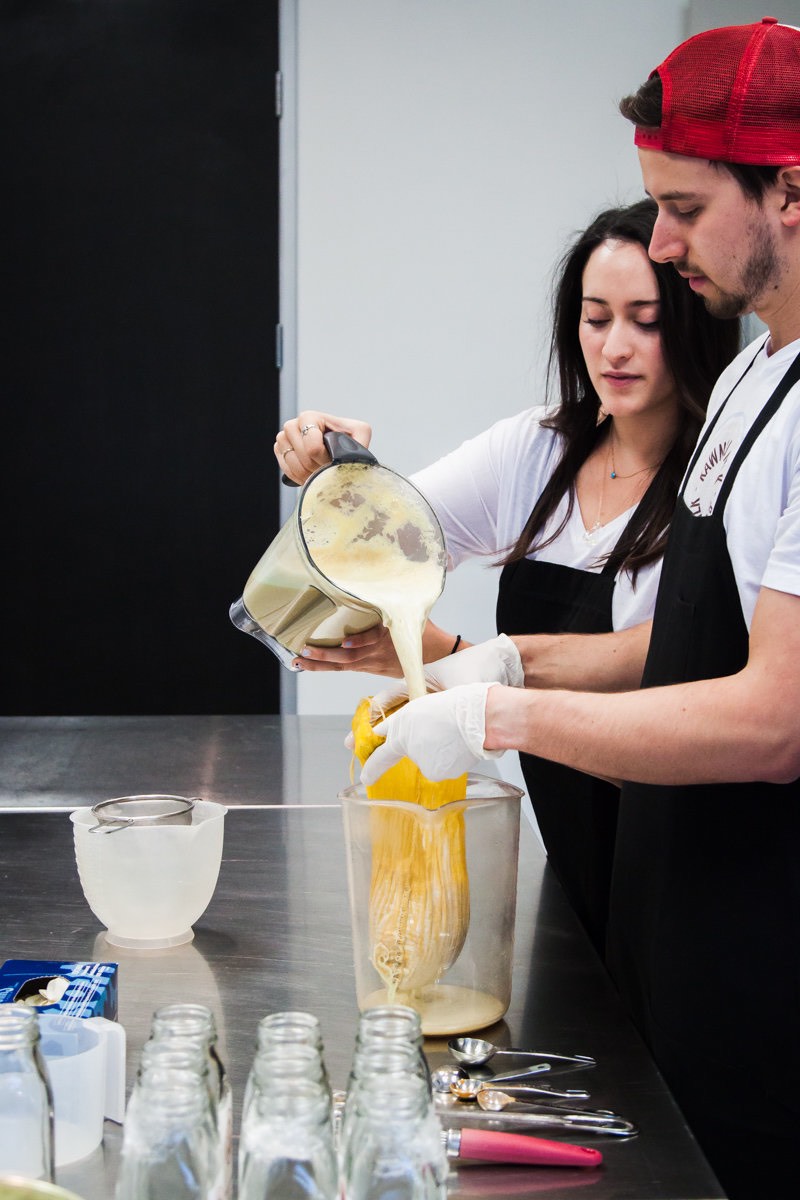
450,634,462,655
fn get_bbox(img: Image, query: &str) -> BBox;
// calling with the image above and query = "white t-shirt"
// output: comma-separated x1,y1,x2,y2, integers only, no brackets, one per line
411,407,662,632
682,333,800,629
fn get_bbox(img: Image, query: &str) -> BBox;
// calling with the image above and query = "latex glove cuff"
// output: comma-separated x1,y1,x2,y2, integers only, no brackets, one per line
369,633,523,722
493,633,525,689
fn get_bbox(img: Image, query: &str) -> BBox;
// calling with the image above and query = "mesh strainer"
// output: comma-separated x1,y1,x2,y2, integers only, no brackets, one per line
89,794,198,835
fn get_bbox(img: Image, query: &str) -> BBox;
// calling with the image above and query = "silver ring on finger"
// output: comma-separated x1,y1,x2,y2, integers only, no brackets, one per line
300,423,319,437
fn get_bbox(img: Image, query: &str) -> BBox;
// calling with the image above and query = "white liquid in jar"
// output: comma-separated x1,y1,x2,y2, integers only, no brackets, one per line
301,463,445,699
362,984,506,1038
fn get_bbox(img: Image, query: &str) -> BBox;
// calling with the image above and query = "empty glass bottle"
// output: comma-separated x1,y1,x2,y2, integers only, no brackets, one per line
341,1074,446,1200
150,1003,232,1199
238,1079,337,1200
243,1012,330,1124
0,1007,54,1182
339,1041,428,1179
255,1012,324,1052
352,1009,429,1087
355,1006,422,1040
134,1040,219,1150
115,1074,216,1200
242,1043,331,1135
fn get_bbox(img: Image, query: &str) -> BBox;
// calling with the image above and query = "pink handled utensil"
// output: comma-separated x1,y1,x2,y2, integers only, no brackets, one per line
441,1127,603,1168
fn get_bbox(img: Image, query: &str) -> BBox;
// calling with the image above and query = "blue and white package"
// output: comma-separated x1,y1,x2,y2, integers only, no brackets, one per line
0,959,119,1020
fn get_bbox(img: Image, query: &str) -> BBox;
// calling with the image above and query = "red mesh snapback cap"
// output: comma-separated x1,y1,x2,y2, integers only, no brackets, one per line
634,16,800,165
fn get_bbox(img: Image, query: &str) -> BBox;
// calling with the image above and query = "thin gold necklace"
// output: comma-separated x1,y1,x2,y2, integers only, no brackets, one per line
583,442,612,541
585,437,662,542
609,435,662,480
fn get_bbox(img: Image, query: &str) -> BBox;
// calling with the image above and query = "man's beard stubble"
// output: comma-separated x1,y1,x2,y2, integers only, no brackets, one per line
679,219,783,320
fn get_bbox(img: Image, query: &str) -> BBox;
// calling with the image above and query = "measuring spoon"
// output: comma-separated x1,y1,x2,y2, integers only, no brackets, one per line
431,1062,551,1093
448,1036,596,1071
450,1077,590,1102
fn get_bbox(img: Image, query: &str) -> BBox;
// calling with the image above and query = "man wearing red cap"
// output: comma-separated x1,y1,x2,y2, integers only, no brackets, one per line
363,18,800,1198
604,18,800,1198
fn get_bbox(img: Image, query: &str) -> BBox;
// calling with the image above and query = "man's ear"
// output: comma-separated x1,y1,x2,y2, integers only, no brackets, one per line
778,165,800,227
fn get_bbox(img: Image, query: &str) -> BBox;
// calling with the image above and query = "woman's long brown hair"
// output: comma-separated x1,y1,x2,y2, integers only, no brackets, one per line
502,199,741,582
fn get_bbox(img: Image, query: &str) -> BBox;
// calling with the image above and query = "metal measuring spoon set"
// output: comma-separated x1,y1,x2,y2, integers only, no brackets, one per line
431,1036,638,1138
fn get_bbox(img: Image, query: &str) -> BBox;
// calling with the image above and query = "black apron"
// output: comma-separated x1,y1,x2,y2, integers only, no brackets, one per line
497,548,621,956
607,347,800,1200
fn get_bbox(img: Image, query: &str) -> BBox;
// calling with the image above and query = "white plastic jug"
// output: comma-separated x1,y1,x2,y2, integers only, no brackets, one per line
37,1014,125,1166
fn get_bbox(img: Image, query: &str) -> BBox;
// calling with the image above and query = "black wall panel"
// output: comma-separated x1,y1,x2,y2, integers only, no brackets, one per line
1,0,281,714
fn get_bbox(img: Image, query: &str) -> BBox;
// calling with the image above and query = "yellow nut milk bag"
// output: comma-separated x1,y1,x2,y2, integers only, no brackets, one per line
351,697,470,1001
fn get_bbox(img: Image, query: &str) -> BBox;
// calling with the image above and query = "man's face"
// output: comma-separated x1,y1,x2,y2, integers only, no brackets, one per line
638,148,785,320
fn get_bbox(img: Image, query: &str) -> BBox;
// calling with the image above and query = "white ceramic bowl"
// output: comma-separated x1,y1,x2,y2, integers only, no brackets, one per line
71,800,226,948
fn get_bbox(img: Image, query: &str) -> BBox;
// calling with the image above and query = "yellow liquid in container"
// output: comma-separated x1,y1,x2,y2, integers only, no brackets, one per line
348,538,506,1032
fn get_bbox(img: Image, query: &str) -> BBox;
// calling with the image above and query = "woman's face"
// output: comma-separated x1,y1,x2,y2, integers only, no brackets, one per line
578,238,679,422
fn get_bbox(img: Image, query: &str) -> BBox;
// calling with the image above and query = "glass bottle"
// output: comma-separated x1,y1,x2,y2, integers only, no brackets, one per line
238,1079,337,1200
243,1013,330,1123
115,1075,215,1200
0,1007,54,1182
134,1040,219,1146
339,1041,429,1175
341,1074,446,1200
150,1004,232,1200
352,1010,429,1087
242,1042,331,1136
355,1006,422,1040
255,1012,324,1052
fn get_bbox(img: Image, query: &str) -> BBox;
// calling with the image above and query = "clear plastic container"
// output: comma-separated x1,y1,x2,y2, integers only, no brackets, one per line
340,774,522,1037
37,1013,125,1166
71,800,227,948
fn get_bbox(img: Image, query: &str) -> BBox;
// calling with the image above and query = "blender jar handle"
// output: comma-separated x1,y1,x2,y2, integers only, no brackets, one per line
282,430,377,486
323,430,378,466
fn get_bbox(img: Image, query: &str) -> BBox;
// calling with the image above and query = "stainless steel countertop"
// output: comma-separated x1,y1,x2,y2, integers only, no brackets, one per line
0,714,347,808
0,716,725,1199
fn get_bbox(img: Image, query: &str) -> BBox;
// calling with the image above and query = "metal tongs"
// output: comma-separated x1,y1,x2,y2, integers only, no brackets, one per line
440,1094,638,1138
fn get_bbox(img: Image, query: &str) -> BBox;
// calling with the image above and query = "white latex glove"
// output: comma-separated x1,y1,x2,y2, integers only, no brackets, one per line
369,634,523,720
360,682,505,785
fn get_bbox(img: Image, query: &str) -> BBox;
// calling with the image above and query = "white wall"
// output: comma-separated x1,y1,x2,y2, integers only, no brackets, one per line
282,0,684,721
278,0,800,819
281,0,797,724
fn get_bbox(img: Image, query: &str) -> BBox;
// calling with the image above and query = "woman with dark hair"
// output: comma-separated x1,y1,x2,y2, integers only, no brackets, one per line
275,198,740,953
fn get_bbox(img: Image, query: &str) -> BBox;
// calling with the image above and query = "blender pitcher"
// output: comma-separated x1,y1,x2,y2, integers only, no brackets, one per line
230,432,447,671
